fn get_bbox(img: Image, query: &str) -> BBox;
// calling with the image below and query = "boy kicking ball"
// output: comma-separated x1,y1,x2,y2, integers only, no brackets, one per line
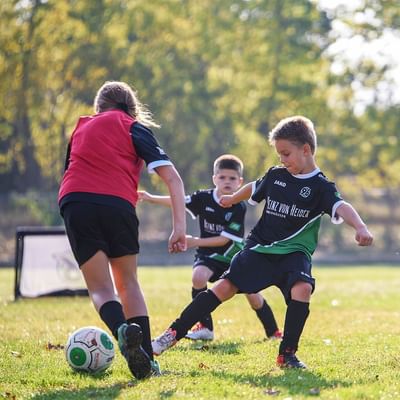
139,154,281,342
151,116,373,369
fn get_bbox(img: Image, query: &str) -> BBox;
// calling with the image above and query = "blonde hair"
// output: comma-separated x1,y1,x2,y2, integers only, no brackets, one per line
269,116,317,154
94,81,160,128
213,154,243,176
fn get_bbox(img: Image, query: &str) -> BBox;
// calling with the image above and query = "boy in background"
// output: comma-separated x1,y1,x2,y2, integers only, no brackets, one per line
139,154,281,341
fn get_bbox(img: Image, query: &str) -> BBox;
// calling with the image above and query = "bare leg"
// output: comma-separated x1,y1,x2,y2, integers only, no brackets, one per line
80,250,117,311
110,254,147,317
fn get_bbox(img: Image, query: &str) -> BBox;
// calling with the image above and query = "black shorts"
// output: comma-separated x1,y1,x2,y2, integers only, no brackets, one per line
193,254,230,283
62,202,139,266
222,249,315,304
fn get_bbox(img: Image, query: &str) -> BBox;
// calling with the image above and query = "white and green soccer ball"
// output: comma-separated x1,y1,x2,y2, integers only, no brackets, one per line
65,326,115,373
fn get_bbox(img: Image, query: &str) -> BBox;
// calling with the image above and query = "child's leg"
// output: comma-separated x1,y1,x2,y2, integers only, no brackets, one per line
172,278,237,339
245,293,280,338
110,254,155,378
152,279,238,355
110,254,153,359
191,265,214,331
81,250,125,338
279,281,312,356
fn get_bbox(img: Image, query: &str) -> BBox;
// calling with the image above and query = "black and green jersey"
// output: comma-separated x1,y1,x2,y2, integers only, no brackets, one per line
185,189,246,264
248,166,344,260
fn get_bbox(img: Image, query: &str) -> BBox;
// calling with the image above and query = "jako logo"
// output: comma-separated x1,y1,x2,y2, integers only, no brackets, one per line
205,206,215,212
274,180,286,187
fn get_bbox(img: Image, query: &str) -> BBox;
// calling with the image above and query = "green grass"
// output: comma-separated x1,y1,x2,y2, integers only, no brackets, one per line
1,265,400,399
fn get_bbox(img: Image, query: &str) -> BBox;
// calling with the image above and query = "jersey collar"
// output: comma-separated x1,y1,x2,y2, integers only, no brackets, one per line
213,189,221,204
292,168,320,179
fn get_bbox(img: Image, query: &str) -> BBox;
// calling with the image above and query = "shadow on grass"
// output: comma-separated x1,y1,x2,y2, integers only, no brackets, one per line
29,371,137,400
179,367,352,398
186,340,242,355
29,382,134,400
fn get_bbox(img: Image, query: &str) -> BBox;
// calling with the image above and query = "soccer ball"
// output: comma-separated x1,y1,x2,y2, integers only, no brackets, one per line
65,326,115,373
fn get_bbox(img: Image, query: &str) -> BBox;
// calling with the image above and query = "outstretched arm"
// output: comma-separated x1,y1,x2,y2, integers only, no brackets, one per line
138,191,172,207
336,202,373,246
186,235,230,249
155,165,187,253
219,182,253,208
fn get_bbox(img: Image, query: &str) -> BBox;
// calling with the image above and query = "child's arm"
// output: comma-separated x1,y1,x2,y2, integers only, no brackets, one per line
154,165,187,253
138,190,172,207
186,234,230,249
219,182,253,208
335,202,373,246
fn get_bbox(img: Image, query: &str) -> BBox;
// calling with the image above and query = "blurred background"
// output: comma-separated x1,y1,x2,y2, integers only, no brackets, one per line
1,0,399,265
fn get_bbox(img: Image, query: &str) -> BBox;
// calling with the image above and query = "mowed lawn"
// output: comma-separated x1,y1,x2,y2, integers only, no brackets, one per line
1,265,399,400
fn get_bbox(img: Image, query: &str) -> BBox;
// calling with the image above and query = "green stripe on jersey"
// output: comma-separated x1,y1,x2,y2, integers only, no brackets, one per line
210,241,244,264
250,215,322,260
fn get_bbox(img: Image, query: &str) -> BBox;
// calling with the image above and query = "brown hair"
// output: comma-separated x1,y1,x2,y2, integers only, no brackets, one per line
94,81,160,128
269,116,317,154
213,154,243,176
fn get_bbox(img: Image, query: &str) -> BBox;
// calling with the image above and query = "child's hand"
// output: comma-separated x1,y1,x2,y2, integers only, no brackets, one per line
168,229,187,253
220,195,234,208
138,191,151,202
355,226,373,246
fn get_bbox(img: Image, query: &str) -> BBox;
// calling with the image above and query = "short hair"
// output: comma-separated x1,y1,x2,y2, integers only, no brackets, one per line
269,116,317,155
213,154,243,176
94,81,159,128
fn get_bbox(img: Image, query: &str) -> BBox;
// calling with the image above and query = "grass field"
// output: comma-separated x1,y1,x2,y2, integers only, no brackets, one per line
1,265,400,400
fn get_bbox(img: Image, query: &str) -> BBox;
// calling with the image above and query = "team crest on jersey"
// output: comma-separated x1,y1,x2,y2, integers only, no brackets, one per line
299,187,311,198
224,212,233,221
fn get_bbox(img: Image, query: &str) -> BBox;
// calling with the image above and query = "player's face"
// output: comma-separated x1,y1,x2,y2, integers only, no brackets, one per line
213,169,243,195
275,139,313,175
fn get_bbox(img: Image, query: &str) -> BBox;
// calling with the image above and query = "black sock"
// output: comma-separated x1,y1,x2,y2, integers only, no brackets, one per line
279,300,310,355
99,300,126,340
126,316,153,361
171,290,222,340
255,299,279,337
192,286,213,331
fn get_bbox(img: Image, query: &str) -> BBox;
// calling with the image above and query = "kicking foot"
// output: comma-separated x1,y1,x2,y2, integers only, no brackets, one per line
118,323,151,379
152,328,177,356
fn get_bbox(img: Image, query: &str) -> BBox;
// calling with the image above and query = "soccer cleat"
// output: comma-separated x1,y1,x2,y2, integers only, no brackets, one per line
185,323,214,341
152,328,177,356
268,330,283,340
276,352,307,369
150,359,162,376
118,323,152,379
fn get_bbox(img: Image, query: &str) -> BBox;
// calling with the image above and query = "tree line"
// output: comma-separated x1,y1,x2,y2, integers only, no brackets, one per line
1,0,399,194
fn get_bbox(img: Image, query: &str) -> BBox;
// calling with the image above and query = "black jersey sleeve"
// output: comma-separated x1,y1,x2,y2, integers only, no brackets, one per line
185,191,201,217
64,142,71,172
130,122,173,172
221,202,246,241
249,168,273,204
319,179,345,223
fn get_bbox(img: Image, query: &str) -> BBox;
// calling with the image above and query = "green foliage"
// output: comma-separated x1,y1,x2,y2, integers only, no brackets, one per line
0,0,399,192
10,190,62,226
1,266,400,399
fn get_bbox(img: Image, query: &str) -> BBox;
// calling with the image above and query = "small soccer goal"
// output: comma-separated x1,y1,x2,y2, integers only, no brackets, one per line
14,226,88,299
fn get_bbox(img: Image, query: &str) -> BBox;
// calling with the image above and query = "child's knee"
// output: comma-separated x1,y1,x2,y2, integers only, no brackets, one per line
192,273,207,289
291,281,312,301
212,279,237,302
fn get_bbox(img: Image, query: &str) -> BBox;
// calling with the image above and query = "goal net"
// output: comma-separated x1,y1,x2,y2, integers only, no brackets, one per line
14,226,88,299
